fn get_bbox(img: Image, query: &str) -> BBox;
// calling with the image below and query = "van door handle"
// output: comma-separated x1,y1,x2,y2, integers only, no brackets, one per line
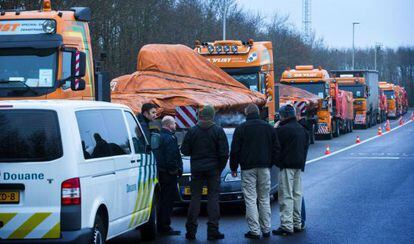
136,159,142,162
130,160,136,163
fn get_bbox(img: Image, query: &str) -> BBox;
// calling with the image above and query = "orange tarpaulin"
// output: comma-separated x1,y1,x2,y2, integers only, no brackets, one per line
111,44,266,115
277,83,321,110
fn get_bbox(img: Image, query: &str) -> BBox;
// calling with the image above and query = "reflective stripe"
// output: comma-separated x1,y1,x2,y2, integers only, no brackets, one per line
8,213,51,239
0,213,17,227
42,222,60,239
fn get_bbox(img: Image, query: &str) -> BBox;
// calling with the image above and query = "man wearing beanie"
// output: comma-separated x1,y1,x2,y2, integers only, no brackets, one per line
181,105,229,241
273,104,309,236
230,104,280,239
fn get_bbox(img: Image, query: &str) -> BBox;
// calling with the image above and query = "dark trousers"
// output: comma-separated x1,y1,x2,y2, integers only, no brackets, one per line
157,171,178,230
186,169,221,235
302,196,306,225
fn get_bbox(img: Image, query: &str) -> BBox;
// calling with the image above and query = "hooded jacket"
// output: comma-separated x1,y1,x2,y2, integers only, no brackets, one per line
276,117,309,171
181,120,229,173
230,113,280,171
136,113,151,143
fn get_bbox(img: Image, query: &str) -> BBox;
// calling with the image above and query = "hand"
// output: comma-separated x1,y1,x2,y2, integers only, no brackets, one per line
231,171,238,177
274,121,281,128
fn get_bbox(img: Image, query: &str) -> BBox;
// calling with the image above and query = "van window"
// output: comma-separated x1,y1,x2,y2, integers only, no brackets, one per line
125,111,146,154
0,110,63,162
76,109,131,159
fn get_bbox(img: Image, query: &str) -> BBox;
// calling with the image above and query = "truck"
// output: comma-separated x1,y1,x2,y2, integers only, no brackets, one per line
331,70,379,129
0,0,109,101
379,81,399,118
281,65,354,139
194,39,276,121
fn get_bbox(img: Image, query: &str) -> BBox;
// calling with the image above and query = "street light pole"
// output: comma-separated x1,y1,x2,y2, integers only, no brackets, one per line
222,6,227,40
352,22,359,70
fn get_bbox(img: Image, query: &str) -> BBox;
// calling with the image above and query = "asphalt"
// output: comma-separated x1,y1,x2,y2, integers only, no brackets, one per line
109,111,414,244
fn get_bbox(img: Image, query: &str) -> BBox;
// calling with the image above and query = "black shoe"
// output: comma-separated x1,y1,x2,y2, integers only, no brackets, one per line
294,227,304,233
185,232,196,240
272,227,293,236
207,232,225,240
159,227,181,236
244,231,261,239
263,232,270,238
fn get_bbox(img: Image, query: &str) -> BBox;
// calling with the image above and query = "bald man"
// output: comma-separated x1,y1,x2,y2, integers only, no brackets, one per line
156,116,183,235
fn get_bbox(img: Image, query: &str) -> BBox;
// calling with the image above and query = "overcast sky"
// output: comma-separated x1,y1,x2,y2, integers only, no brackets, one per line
235,0,414,49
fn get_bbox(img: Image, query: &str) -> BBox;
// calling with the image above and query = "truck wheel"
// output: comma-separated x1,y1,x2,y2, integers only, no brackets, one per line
91,214,106,244
333,120,340,137
140,193,158,241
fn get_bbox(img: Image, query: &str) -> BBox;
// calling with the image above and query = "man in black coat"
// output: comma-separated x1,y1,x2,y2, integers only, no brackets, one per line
273,104,309,236
230,104,280,239
136,103,157,143
181,105,229,241
156,116,183,235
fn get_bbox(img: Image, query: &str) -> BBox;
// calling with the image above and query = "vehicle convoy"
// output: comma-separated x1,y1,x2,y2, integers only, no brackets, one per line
0,0,109,101
331,70,380,129
280,65,354,139
0,100,159,242
194,39,276,121
379,82,400,118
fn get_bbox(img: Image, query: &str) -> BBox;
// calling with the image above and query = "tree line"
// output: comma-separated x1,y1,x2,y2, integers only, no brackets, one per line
2,0,413,105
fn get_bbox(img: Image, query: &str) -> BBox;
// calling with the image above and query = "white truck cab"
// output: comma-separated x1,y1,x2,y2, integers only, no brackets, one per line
0,100,159,243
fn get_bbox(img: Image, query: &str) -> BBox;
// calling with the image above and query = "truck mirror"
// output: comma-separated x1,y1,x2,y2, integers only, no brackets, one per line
71,79,86,91
71,51,86,78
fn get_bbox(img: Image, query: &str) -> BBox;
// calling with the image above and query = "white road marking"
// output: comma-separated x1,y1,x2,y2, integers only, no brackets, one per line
306,119,413,164
344,157,400,160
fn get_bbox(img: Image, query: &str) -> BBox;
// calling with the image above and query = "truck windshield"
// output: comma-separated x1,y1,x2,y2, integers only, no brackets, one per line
0,48,57,89
339,85,365,98
287,82,325,98
231,73,265,93
0,110,63,162
384,90,395,99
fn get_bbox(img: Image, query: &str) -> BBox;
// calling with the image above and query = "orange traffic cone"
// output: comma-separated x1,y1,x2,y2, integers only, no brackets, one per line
399,117,404,126
325,145,331,155
377,127,383,136
356,136,361,144
385,120,391,132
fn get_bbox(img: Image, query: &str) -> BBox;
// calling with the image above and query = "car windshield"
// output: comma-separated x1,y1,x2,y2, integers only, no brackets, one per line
339,85,365,98
231,73,264,93
0,48,57,88
287,82,326,98
384,90,395,99
0,109,63,162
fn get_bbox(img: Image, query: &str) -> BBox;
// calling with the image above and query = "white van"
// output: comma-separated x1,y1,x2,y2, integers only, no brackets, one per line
0,100,159,243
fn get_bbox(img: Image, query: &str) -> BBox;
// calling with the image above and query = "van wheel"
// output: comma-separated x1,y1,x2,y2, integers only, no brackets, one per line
140,193,158,241
92,215,106,244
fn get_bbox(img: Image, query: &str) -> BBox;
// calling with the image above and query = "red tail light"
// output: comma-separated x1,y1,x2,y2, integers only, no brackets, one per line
61,177,81,205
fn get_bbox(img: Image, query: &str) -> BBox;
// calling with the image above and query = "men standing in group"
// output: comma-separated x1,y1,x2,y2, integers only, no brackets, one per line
230,104,280,239
136,103,158,141
273,104,309,236
155,116,183,235
181,105,229,241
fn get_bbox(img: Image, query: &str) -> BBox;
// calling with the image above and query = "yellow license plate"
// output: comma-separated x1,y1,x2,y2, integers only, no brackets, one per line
184,187,208,195
0,191,20,203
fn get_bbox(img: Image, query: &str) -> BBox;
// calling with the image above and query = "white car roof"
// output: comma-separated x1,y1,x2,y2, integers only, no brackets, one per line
0,100,130,111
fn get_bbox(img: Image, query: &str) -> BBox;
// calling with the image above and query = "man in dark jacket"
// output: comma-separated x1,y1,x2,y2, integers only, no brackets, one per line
273,104,309,236
230,104,280,239
181,105,229,241
136,103,157,143
155,116,183,235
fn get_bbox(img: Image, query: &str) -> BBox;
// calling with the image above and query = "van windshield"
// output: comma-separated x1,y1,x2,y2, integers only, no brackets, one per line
0,109,63,162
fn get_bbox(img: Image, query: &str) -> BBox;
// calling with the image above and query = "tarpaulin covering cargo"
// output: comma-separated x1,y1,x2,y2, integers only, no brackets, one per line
110,44,266,116
277,83,321,111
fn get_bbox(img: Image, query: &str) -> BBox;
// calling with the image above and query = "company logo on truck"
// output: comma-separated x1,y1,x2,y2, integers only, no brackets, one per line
0,171,45,181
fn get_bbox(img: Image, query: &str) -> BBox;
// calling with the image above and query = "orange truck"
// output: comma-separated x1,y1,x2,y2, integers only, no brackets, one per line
331,70,380,129
281,65,354,139
379,82,400,118
194,39,275,121
0,0,108,101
